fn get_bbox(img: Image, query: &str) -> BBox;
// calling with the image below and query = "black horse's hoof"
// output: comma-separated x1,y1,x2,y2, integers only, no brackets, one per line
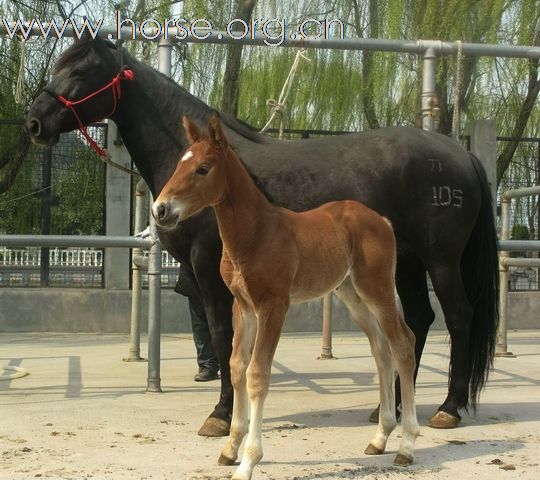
198,416,231,437
428,410,461,429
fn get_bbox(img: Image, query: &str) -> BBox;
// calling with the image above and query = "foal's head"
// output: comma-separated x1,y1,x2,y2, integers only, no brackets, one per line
152,114,229,229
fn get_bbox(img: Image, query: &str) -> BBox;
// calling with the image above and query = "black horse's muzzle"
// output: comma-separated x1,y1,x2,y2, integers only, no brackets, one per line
26,117,42,138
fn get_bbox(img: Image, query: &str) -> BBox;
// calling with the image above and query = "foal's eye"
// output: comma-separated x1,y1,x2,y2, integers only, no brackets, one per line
196,166,210,176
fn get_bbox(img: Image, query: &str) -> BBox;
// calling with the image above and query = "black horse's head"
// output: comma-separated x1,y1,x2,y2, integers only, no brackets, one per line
26,35,123,146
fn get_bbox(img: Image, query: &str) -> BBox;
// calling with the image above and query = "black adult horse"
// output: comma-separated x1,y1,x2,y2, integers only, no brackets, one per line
26,36,499,436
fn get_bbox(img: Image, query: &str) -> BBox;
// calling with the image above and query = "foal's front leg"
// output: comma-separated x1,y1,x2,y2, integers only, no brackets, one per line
232,298,289,480
219,301,257,465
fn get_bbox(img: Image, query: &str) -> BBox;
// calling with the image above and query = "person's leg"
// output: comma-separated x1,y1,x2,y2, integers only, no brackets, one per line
175,268,219,381
189,295,219,381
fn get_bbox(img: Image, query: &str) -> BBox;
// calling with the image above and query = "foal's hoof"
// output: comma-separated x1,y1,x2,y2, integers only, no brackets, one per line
428,410,461,429
218,453,236,466
364,443,384,455
393,453,413,466
198,416,231,437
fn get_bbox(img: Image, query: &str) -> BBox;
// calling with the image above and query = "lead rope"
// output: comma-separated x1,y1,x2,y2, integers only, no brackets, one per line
45,64,140,177
260,49,310,138
101,150,140,176
15,37,25,104
451,40,464,140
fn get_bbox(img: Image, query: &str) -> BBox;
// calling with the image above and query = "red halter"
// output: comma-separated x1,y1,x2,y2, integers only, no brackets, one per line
47,67,135,157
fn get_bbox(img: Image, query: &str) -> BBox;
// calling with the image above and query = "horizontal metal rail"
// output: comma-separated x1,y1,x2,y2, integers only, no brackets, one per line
502,185,540,201
499,240,540,252
501,258,540,268
0,235,153,249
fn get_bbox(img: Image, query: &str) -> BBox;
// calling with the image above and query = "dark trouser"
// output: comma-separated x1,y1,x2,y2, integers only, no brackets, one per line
175,266,219,373
188,295,219,372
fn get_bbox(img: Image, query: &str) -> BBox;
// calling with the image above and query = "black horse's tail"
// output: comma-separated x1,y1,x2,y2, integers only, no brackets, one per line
461,153,500,409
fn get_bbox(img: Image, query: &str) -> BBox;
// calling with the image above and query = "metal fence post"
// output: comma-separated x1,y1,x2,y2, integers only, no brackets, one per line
319,294,335,359
498,196,513,357
146,197,162,392
421,46,438,132
146,38,172,392
40,147,52,286
124,179,147,362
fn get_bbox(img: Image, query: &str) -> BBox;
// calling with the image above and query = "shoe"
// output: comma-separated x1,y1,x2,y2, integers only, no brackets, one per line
194,367,219,382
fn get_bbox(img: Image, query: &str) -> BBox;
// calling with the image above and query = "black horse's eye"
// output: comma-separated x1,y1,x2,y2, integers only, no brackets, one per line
196,165,210,176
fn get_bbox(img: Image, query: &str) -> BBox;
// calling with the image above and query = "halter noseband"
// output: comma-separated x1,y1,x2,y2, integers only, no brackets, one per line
44,67,135,157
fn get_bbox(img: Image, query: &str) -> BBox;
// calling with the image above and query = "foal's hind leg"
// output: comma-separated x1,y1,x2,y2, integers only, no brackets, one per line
334,278,397,456
368,255,435,424
219,300,257,465
352,277,419,465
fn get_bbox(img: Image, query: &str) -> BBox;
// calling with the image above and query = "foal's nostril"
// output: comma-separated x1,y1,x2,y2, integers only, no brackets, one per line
26,118,42,137
153,202,169,222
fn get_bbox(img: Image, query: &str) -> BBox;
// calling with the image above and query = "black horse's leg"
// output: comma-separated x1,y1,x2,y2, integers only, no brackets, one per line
192,250,235,437
369,254,434,423
426,260,473,428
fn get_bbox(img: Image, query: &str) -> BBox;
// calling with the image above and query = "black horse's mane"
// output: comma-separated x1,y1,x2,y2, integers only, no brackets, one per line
53,41,92,74
53,37,116,74
220,113,270,145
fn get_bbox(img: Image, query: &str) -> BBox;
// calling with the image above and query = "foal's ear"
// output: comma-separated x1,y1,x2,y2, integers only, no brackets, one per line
208,113,228,150
182,116,202,145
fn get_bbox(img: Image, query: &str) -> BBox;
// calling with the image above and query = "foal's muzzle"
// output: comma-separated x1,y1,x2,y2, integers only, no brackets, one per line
153,202,169,222
152,201,179,230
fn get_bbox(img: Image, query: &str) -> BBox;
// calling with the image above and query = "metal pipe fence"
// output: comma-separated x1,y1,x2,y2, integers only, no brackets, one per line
497,186,540,357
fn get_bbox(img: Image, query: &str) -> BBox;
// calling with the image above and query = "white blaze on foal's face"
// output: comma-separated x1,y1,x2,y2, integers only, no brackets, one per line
181,150,193,162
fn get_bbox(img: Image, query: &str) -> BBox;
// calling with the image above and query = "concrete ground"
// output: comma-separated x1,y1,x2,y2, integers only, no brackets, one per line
0,331,539,480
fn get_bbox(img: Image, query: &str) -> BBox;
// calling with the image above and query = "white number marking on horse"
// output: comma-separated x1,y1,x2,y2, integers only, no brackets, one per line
431,186,463,208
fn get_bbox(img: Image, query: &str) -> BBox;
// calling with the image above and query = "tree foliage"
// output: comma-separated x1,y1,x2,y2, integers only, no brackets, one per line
180,0,539,153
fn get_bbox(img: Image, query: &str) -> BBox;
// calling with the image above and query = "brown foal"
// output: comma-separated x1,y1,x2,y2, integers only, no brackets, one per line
153,114,419,480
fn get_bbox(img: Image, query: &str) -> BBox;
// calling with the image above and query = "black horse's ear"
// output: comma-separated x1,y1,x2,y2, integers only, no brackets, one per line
208,112,227,150
182,116,202,145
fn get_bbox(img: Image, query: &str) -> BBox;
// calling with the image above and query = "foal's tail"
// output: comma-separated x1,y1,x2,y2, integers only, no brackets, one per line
461,153,500,409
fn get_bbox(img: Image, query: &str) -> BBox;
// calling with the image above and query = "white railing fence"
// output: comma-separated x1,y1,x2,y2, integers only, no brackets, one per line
0,247,180,288
0,246,180,269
